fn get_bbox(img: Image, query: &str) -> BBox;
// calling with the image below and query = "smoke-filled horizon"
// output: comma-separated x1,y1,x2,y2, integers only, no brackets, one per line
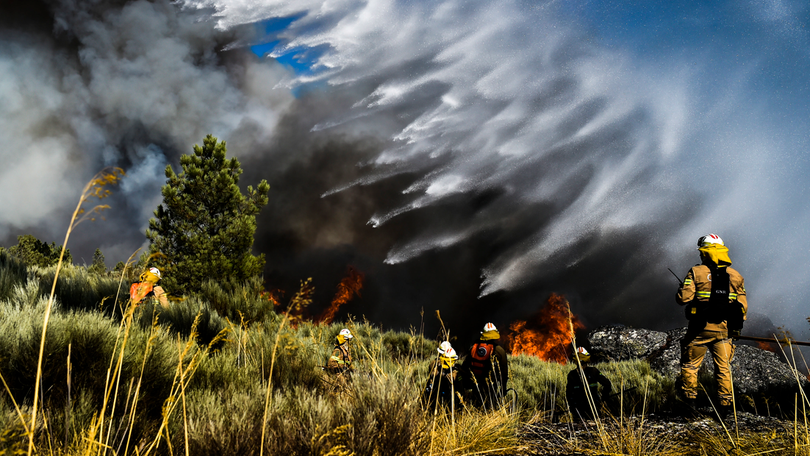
2,0,809,341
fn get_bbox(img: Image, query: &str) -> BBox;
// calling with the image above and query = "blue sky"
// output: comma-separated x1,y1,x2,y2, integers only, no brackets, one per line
250,15,315,75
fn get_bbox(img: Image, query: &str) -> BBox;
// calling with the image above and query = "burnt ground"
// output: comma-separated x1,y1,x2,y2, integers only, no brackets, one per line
521,410,807,455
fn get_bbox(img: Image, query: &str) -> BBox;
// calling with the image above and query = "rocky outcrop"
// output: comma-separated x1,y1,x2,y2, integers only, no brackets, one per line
587,325,808,399
588,324,668,361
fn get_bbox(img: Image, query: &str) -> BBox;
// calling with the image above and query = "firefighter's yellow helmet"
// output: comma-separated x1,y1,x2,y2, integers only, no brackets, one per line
336,328,353,345
440,348,458,369
139,267,161,284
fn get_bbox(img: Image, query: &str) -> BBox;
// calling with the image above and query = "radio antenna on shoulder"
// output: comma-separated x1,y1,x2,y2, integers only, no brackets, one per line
668,268,683,286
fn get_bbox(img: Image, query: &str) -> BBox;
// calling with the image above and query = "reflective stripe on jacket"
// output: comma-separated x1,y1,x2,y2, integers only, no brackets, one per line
676,264,747,332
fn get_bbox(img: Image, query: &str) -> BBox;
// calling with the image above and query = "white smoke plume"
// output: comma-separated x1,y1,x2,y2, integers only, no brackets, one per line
0,0,293,255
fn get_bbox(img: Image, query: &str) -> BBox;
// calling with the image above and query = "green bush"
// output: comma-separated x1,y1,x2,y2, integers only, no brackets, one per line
137,297,228,348
0,251,28,301
35,265,124,315
509,354,570,416
195,276,272,324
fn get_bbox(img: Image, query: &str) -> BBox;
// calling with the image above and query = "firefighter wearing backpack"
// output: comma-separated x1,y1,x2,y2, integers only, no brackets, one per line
676,234,747,414
129,267,169,307
461,322,508,407
326,328,353,375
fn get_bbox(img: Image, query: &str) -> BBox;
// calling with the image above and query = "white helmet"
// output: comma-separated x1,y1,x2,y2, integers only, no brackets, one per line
576,346,591,362
339,328,353,339
440,347,459,368
437,341,453,354
482,322,497,333
149,267,161,279
697,234,724,249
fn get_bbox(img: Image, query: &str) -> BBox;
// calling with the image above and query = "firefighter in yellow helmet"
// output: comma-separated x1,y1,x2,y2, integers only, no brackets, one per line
326,328,353,375
566,347,612,421
422,343,462,409
129,267,169,307
461,322,509,408
676,234,748,415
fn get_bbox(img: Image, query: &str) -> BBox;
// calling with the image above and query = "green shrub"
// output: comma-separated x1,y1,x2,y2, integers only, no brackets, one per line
35,265,124,315
137,297,228,348
177,384,266,456
382,330,436,361
508,354,570,416
196,276,272,324
596,359,676,414
0,251,28,301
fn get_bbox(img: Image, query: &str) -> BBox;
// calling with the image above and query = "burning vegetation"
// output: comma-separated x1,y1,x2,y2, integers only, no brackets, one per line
317,267,365,324
505,293,584,364
261,267,364,326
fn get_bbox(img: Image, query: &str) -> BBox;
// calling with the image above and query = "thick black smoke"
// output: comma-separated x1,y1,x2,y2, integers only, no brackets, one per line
238,75,700,343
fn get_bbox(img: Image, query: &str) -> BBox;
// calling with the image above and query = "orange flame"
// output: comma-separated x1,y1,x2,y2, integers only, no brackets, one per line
757,341,776,353
260,289,284,307
316,267,364,324
505,293,584,364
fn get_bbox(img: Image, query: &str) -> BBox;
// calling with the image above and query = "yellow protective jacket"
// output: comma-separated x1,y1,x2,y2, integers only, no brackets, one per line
676,264,747,332
326,343,352,373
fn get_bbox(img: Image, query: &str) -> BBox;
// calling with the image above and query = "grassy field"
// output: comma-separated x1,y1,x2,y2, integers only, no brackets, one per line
0,253,809,455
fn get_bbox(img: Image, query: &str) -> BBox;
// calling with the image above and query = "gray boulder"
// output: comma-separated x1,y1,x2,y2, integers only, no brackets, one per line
587,325,807,399
587,324,668,361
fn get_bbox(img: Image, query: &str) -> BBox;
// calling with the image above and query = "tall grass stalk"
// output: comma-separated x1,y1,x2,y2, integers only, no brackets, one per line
700,382,736,449
142,315,220,456
567,298,609,450
98,302,138,456
260,313,287,456
0,368,32,444
260,278,313,456
429,408,525,456
100,251,141,453
122,312,161,456
28,168,123,456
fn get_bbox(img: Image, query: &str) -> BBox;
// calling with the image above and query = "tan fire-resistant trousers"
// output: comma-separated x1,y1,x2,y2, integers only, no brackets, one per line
680,330,735,406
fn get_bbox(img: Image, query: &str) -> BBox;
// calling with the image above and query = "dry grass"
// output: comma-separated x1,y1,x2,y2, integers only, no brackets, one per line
428,407,526,455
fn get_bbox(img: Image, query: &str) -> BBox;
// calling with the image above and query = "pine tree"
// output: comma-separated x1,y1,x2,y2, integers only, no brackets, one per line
146,135,270,293
88,248,106,274
8,234,72,268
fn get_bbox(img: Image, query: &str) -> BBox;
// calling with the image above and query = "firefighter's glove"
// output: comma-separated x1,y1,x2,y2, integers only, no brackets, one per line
729,329,741,340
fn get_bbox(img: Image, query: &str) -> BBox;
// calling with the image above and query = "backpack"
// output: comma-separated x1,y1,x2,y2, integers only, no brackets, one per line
130,282,154,304
469,342,495,377
705,267,731,324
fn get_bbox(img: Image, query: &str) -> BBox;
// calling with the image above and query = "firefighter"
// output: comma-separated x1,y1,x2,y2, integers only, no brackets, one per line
326,328,353,375
461,322,509,408
422,345,461,409
676,234,747,415
129,267,169,307
427,341,454,374
566,346,613,421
